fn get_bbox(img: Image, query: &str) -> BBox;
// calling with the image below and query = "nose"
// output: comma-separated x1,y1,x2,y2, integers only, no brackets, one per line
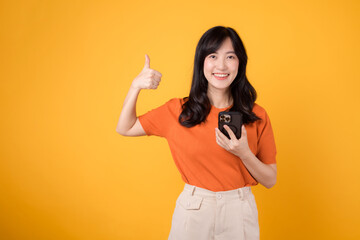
216,57,227,70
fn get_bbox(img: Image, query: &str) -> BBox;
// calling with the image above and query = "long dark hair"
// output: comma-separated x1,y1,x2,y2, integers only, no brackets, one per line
179,26,260,127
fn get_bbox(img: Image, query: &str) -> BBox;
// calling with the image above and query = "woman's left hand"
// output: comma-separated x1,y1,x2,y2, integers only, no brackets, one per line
215,125,252,160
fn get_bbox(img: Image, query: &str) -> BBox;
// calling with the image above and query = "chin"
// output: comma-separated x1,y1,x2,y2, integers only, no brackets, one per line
212,84,231,91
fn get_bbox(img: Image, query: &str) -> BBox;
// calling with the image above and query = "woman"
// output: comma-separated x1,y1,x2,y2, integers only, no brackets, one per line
116,26,277,240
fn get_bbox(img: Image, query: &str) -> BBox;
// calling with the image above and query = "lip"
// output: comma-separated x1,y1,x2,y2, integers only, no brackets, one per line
213,73,229,80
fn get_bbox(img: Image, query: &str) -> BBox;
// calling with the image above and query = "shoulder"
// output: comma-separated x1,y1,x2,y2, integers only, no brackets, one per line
166,97,184,108
158,97,181,106
160,97,186,115
252,103,268,119
252,103,273,129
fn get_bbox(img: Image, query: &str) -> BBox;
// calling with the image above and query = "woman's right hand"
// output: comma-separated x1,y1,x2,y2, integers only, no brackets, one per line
131,54,162,90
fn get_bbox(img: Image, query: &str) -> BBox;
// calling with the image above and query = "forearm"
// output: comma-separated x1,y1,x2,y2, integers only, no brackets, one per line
240,152,277,189
116,85,141,134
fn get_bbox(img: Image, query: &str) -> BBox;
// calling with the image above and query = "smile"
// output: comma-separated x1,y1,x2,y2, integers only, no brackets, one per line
213,73,229,80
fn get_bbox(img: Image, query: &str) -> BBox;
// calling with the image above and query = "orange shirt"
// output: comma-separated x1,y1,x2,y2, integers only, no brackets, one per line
138,97,277,191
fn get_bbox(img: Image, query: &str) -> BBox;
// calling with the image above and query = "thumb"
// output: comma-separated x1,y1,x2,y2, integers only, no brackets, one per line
144,54,150,69
241,125,247,136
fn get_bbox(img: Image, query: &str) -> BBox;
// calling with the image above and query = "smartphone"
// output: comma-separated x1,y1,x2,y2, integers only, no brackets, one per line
218,111,243,139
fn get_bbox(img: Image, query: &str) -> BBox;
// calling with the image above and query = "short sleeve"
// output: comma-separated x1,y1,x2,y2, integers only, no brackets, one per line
138,98,179,138
255,108,277,164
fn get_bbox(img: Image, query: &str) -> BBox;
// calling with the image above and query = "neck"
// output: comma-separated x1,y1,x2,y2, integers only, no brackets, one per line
207,87,233,108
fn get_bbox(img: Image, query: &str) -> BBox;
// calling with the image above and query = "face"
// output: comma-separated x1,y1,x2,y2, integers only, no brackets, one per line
203,37,239,92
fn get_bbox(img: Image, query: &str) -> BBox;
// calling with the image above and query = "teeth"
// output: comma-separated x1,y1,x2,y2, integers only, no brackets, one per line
214,74,228,77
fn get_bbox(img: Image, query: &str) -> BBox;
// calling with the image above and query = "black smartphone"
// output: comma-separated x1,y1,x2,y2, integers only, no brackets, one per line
218,111,243,139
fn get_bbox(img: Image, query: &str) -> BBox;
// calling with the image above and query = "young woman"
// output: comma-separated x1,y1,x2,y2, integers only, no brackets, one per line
116,26,277,240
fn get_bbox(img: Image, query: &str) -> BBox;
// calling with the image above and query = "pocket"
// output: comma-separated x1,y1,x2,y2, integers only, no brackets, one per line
176,192,204,210
247,194,259,217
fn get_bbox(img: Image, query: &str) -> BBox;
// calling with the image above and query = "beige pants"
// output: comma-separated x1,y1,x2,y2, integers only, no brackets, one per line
168,183,260,240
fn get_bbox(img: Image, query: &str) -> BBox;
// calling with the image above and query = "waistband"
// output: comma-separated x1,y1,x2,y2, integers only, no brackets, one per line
183,183,252,201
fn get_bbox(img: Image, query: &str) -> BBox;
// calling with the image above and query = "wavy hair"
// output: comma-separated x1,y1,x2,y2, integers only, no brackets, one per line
179,26,261,127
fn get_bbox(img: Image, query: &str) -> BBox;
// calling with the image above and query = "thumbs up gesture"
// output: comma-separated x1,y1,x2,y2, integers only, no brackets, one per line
131,54,162,90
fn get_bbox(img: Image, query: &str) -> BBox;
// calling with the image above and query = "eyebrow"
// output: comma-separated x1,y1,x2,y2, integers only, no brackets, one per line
213,51,236,54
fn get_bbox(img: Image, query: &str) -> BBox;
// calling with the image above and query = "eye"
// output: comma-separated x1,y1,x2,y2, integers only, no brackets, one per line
209,55,216,59
228,55,236,59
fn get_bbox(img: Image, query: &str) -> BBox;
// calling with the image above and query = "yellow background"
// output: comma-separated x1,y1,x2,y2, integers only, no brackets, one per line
1,0,359,239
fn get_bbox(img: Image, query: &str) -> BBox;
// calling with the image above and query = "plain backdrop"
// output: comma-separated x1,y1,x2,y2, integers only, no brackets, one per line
1,0,359,239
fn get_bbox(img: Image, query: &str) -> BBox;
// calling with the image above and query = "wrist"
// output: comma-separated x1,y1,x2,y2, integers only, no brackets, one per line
130,84,141,91
238,149,254,162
